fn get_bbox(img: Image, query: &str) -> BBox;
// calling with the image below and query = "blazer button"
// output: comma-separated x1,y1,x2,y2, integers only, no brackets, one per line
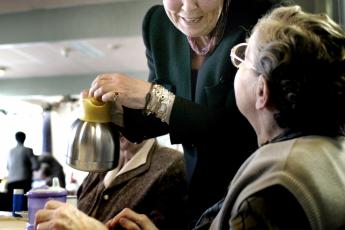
103,194,109,200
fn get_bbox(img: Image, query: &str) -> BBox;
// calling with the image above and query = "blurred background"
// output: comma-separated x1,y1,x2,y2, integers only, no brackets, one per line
0,0,343,193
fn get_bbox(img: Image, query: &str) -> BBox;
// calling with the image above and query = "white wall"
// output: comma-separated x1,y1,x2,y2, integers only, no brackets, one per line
0,99,43,179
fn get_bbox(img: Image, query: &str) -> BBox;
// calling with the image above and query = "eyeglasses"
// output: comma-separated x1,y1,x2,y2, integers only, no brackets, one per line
230,43,257,71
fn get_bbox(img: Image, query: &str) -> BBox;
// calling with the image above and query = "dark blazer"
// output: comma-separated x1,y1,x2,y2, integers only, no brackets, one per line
77,142,188,230
121,0,283,222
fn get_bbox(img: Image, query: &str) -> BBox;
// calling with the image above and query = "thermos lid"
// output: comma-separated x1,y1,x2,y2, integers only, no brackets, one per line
80,97,112,123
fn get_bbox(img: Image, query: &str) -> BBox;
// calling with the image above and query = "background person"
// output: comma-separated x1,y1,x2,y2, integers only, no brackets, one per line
77,135,188,229
87,0,287,223
33,154,66,188
6,131,39,210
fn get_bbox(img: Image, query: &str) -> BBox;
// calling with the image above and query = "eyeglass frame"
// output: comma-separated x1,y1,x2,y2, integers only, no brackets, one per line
230,43,258,72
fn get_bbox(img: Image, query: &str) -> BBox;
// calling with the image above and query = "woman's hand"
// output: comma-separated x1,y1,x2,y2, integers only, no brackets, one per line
35,200,107,230
89,73,152,110
105,208,159,230
80,89,124,127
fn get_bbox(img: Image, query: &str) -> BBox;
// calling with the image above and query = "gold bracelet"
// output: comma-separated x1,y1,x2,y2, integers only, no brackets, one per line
144,84,175,123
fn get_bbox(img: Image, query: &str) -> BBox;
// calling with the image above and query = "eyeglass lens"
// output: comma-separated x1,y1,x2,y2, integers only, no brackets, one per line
232,44,247,67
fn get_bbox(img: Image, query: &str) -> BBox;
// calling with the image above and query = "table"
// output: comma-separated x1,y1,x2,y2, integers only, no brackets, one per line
0,211,28,230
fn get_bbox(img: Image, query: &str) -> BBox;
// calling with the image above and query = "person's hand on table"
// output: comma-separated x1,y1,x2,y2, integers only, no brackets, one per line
35,200,107,230
105,208,158,230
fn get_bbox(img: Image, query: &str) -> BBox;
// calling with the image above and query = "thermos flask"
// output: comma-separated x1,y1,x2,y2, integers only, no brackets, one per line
66,97,119,172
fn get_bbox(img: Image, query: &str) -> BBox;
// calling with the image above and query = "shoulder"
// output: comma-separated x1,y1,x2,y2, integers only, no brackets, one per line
282,136,345,174
231,136,345,205
142,5,166,34
23,147,34,155
143,5,165,26
142,5,177,47
150,144,185,168
154,145,183,160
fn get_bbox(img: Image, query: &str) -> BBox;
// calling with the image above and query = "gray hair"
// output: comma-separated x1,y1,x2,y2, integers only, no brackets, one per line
251,5,345,134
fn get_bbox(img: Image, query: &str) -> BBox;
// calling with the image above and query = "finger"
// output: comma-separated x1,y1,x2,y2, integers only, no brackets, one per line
36,221,51,230
36,219,66,230
90,74,119,97
105,208,131,228
121,210,158,230
89,75,104,97
103,91,120,103
80,89,89,99
35,209,55,226
89,80,107,98
116,208,152,229
105,221,120,230
44,200,66,210
119,217,140,230
105,214,122,228
91,74,107,86
93,85,117,100
90,74,114,91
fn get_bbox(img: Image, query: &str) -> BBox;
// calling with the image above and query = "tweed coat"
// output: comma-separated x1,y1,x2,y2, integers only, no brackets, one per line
77,141,188,230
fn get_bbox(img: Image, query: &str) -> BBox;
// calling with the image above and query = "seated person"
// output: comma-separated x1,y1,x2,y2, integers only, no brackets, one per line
34,154,66,188
76,134,188,229
34,5,345,230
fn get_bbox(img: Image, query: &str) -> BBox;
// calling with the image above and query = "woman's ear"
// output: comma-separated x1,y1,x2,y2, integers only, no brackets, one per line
255,75,269,110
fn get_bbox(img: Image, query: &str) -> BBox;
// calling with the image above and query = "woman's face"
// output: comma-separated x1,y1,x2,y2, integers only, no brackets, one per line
163,0,224,37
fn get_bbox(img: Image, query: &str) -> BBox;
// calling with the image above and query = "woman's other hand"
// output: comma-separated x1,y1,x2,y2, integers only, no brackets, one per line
89,73,152,110
105,208,159,230
35,200,107,230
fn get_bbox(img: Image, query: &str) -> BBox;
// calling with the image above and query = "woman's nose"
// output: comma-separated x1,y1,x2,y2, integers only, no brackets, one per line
181,0,198,11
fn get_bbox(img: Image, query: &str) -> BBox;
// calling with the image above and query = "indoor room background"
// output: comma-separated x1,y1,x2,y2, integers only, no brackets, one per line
0,0,343,191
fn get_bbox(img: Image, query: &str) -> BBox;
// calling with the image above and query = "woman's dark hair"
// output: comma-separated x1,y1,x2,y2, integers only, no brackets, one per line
211,0,231,40
252,5,345,135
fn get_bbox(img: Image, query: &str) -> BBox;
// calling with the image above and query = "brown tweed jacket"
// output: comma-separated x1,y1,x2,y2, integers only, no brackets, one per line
77,141,188,230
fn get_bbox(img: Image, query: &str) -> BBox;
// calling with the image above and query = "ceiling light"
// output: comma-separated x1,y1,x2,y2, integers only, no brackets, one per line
0,66,8,76
61,47,73,58
108,44,121,50
71,42,104,58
